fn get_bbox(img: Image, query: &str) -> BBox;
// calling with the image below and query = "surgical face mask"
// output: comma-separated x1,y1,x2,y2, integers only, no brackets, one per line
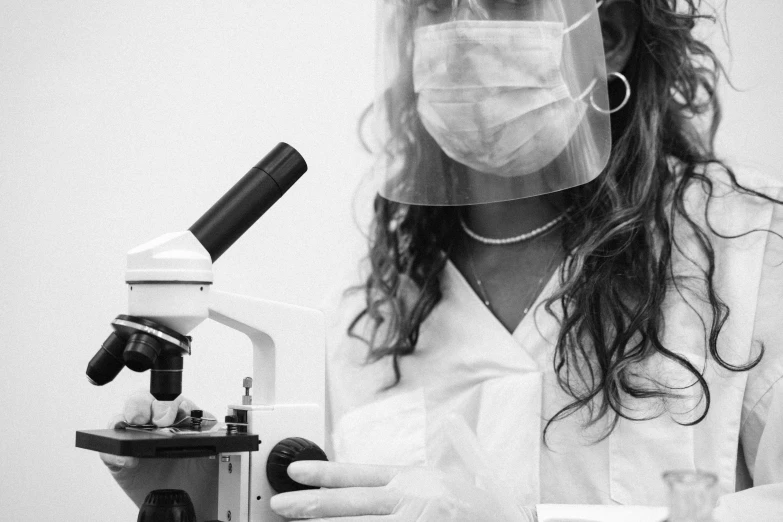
412,17,594,178
373,0,610,205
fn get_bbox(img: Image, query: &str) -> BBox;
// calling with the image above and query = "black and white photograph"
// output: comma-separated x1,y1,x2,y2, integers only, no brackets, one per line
2,1,782,520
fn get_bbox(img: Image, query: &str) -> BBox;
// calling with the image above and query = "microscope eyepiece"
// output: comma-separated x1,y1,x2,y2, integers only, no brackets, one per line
189,142,308,262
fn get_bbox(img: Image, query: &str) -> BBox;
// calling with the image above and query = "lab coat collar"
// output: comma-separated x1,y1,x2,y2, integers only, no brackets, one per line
420,259,562,374
426,260,552,505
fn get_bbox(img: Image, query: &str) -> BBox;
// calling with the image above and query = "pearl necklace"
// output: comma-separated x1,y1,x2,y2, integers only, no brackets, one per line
460,207,572,246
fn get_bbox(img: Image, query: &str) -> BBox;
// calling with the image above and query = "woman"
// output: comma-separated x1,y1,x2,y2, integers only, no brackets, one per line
106,1,783,520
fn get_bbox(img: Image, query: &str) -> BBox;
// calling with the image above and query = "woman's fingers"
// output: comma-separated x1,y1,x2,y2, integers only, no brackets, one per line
100,393,200,472
118,391,204,428
106,413,127,430
99,413,141,470
151,394,187,427
270,486,397,519
123,390,155,425
177,397,198,417
272,463,405,519
119,390,199,427
288,461,403,488
99,451,140,471
300,515,395,522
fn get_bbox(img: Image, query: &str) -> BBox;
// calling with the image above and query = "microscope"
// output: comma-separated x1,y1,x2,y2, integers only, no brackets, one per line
76,143,327,521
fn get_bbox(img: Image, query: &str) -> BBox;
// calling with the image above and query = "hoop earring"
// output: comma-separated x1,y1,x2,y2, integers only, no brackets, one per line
590,71,632,115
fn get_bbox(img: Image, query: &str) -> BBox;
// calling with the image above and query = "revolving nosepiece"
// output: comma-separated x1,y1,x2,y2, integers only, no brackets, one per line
86,315,190,400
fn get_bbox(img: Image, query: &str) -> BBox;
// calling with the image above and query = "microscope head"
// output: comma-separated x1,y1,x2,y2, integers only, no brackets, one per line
86,229,212,401
85,143,308,401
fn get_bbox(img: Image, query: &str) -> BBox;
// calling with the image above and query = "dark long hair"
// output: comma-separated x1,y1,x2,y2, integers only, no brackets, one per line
349,0,778,440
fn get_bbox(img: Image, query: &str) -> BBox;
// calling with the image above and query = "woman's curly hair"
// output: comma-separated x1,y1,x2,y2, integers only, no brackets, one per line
348,0,779,440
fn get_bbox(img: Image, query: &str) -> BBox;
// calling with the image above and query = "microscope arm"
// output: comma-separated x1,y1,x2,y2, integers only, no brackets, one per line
207,289,326,522
207,289,326,409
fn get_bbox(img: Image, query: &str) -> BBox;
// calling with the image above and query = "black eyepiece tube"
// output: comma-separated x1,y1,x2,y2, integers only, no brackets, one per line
189,143,308,261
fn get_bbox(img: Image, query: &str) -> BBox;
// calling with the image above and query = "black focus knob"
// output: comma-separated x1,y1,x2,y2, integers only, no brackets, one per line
137,489,196,522
123,332,163,372
266,437,328,493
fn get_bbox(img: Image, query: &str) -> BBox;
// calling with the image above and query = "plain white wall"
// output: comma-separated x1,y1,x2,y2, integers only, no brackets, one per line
1,2,375,520
710,1,783,172
1,1,781,520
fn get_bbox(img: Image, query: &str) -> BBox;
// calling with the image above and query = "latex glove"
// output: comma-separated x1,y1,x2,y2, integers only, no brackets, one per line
99,390,209,471
269,461,536,521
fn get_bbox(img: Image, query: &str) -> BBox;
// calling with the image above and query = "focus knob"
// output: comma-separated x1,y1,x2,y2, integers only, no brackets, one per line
266,437,328,493
137,489,196,522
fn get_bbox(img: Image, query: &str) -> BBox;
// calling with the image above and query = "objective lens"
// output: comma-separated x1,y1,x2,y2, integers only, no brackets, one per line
150,356,183,401
123,332,163,372
86,332,127,386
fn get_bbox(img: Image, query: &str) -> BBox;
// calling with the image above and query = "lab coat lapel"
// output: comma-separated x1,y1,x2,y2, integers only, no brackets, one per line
438,260,541,373
416,261,545,505
511,267,563,368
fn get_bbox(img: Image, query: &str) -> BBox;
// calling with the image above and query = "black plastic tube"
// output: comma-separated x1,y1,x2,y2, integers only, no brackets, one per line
189,143,308,262
86,332,126,386
150,355,183,402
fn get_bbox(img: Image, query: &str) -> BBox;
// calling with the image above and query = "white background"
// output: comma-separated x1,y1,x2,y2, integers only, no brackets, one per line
1,1,781,520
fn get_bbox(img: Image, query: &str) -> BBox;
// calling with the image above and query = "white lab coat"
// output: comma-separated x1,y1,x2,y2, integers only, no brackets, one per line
325,169,783,521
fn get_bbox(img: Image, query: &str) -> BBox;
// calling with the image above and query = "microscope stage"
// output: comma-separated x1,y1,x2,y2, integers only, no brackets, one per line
76,428,260,458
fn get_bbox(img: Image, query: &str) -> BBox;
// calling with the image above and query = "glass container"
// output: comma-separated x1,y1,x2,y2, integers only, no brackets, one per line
663,470,718,522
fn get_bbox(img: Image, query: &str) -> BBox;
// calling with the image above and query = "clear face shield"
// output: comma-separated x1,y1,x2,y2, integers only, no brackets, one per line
372,0,611,206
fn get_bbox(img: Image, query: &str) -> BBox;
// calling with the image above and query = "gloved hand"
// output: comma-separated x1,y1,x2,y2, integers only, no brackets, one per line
269,461,537,521
98,390,220,518
270,414,536,521
99,390,210,471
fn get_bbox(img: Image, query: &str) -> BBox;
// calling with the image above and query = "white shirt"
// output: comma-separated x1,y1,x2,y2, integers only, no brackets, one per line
325,169,783,521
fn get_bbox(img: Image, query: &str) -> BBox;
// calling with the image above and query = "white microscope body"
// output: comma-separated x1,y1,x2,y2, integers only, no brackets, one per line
127,230,325,522
81,144,324,521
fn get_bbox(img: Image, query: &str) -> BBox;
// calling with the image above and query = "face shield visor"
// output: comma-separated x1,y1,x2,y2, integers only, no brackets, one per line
372,0,611,206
